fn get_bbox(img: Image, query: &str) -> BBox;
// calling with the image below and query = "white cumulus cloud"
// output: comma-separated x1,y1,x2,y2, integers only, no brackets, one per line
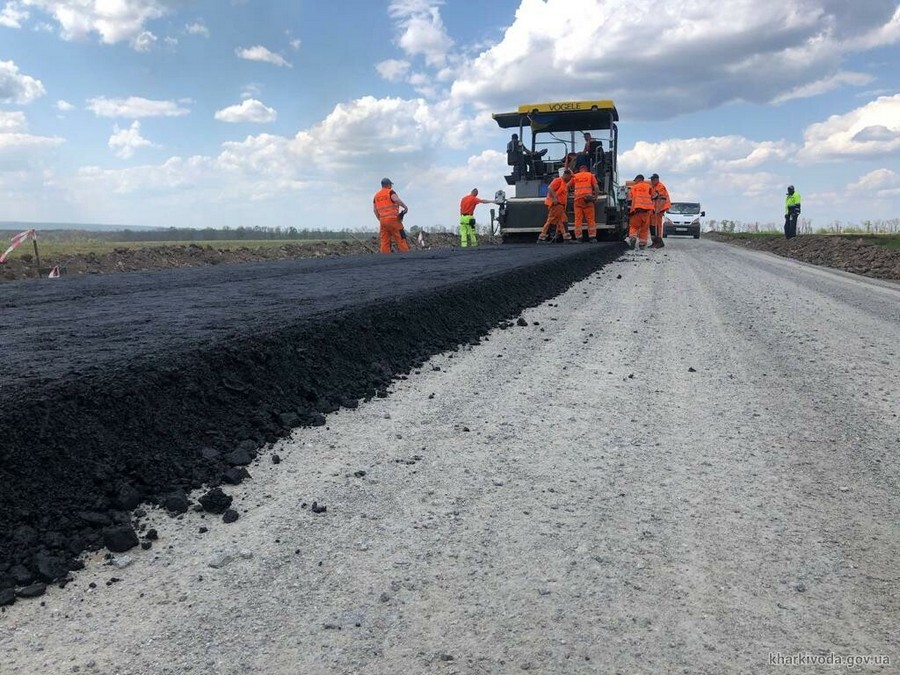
56,99,75,112
376,59,411,82
108,120,154,159
0,60,46,104
0,110,28,132
798,94,900,161
772,71,875,104
0,109,64,159
620,136,796,176
389,0,454,67
235,45,292,68
87,96,191,118
131,30,157,52
0,1,28,28
846,168,900,196
214,99,277,124
19,0,175,46
449,0,900,120
185,21,208,37
65,94,456,218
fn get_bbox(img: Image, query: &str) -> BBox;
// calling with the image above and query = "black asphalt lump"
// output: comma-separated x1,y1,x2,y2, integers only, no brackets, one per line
0,244,623,599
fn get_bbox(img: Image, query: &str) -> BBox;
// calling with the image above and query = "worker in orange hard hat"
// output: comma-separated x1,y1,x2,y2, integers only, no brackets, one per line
648,173,670,248
626,174,653,250
373,177,410,254
571,164,600,242
459,188,494,248
538,169,573,242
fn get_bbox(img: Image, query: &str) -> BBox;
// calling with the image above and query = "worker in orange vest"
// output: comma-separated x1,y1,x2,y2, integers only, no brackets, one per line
538,169,573,242
571,164,600,241
459,188,494,248
372,177,410,254
649,173,671,248
626,174,653,250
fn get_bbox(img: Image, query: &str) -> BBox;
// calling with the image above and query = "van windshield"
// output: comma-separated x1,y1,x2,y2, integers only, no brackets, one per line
669,202,701,215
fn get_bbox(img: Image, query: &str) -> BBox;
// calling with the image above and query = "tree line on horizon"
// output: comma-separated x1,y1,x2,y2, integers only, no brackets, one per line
0,225,455,243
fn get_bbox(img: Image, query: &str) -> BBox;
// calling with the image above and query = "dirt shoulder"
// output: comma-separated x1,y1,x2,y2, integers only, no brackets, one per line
0,233,495,282
704,232,900,282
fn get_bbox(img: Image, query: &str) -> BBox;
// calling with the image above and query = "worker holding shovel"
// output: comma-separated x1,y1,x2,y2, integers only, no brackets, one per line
649,173,670,248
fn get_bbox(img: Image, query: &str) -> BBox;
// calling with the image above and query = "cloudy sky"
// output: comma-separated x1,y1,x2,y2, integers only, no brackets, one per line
1,0,899,231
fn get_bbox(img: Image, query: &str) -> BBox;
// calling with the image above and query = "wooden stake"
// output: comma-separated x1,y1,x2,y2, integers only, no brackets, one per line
32,236,41,278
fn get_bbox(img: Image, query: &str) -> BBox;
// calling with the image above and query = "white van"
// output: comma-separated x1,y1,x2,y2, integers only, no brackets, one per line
663,202,704,239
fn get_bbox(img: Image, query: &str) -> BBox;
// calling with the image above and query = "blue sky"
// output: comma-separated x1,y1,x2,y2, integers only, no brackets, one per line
1,0,899,231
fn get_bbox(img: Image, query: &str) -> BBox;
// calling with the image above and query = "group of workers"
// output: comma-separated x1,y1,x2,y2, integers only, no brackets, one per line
538,167,670,248
373,170,669,252
624,173,670,250
374,171,804,255
537,164,602,242
373,178,495,253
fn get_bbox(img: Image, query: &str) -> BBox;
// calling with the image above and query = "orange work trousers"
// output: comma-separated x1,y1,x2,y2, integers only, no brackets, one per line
379,217,410,254
574,200,596,238
628,210,651,245
650,209,664,238
540,204,570,239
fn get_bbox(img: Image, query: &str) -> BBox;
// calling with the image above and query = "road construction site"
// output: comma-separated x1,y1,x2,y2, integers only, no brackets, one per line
1,240,898,674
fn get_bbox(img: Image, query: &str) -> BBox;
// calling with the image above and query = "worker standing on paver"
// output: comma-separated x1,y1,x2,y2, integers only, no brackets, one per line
571,165,600,242
373,177,410,254
538,169,573,242
649,173,671,248
626,174,653,250
784,185,801,239
459,188,494,248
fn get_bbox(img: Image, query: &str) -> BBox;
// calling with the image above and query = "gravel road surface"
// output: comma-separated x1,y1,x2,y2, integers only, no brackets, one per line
2,240,898,674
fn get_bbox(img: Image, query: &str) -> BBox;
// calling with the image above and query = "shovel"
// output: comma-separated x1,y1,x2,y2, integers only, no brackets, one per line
651,197,665,248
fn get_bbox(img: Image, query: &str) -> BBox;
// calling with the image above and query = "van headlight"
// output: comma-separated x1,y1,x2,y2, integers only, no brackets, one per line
664,216,673,225
691,218,700,226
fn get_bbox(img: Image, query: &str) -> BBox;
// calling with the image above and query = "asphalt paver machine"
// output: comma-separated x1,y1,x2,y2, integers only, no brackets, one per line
492,100,626,242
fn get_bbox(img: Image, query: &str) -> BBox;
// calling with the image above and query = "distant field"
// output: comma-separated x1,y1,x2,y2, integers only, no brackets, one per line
0,238,358,259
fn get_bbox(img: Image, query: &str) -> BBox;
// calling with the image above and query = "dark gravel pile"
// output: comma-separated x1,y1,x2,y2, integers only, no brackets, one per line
0,244,622,602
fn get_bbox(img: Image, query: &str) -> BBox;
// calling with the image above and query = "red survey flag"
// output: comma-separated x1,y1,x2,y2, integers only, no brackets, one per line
0,229,36,263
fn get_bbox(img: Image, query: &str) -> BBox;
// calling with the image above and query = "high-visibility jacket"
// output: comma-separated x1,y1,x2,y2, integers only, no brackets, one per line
374,188,399,220
572,171,598,200
629,181,653,212
785,192,801,214
650,181,670,212
544,176,569,206
460,194,480,216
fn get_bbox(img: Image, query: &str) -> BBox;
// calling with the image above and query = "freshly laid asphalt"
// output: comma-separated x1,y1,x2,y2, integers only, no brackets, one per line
0,243,622,596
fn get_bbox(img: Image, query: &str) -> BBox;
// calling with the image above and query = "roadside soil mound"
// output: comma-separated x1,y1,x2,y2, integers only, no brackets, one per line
705,232,900,282
0,244,622,604
0,233,490,282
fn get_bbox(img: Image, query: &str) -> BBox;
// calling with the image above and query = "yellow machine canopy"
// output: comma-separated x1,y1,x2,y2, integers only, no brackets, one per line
492,100,619,133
